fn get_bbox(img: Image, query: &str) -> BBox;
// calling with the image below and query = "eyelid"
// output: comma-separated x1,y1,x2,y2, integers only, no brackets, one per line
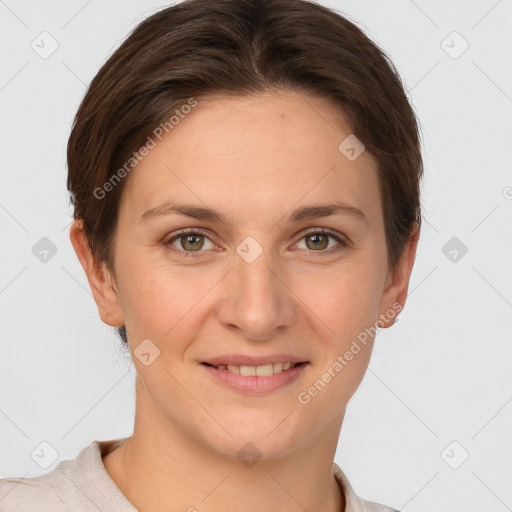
295,226,348,243
165,227,214,241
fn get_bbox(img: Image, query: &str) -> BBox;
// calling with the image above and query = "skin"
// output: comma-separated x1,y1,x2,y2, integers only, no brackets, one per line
70,89,419,512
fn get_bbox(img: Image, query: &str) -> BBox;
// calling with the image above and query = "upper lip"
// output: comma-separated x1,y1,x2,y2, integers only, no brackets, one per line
202,354,309,366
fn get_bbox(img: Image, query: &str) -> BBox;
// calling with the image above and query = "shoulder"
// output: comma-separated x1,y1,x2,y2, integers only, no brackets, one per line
333,462,401,512
0,438,131,512
0,472,68,512
359,497,401,512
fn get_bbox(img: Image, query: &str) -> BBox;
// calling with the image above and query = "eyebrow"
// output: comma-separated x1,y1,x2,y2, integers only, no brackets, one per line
140,199,369,227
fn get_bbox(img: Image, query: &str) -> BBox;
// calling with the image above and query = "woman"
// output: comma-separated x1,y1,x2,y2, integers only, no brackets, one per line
0,0,422,510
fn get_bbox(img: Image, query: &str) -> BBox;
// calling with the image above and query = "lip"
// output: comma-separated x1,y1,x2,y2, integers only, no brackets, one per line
201,361,310,394
201,354,309,366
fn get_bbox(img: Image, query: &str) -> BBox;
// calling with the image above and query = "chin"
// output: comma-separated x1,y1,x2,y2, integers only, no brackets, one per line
195,410,308,461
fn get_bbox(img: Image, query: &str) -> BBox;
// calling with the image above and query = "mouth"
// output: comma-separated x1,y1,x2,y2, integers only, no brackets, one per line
200,359,310,394
201,361,307,377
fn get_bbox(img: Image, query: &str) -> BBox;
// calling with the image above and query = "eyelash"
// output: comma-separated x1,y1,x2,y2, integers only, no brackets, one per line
163,228,349,259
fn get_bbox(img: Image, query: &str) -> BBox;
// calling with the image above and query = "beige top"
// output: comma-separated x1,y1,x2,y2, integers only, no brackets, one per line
0,438,399,511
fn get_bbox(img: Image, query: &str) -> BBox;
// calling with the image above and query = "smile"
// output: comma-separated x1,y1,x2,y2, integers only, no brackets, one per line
200,362,309,394
202,361,304,376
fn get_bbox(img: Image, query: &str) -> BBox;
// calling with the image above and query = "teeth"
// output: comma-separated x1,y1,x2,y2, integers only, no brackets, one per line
215,362,301,376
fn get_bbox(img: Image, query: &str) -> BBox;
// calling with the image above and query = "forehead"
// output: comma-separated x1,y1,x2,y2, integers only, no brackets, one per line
120,90,382,229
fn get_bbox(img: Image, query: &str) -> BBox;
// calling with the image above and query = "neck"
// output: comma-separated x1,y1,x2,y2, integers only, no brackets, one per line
102,380,346,512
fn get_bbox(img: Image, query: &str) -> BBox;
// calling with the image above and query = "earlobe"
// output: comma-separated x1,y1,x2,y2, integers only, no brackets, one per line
69,220,125,328
377,223,420,329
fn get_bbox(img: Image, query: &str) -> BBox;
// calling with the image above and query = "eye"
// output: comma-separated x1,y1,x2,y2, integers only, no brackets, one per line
294,228,348,255
163,227,349,259
163,229,216,257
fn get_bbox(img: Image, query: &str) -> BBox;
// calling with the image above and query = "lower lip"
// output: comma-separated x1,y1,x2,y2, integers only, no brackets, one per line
200,363,309,394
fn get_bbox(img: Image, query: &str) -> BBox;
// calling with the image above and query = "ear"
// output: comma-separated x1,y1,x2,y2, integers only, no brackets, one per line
377,223,420,328
69,219,125,328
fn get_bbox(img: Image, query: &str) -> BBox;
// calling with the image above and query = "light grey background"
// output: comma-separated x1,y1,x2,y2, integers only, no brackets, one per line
1,1,511,510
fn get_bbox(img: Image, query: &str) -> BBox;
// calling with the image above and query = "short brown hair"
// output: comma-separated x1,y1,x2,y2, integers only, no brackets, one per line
67,0,423,344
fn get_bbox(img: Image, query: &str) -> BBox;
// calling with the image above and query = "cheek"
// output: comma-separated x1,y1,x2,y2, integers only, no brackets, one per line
291,259,382,340
293,271,378,411
117,259,218,347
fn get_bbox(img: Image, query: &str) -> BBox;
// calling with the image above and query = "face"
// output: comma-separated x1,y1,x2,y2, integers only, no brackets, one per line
72,89,417,461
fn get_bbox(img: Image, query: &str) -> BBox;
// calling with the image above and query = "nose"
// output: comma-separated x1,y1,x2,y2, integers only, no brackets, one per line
216,242,296,341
